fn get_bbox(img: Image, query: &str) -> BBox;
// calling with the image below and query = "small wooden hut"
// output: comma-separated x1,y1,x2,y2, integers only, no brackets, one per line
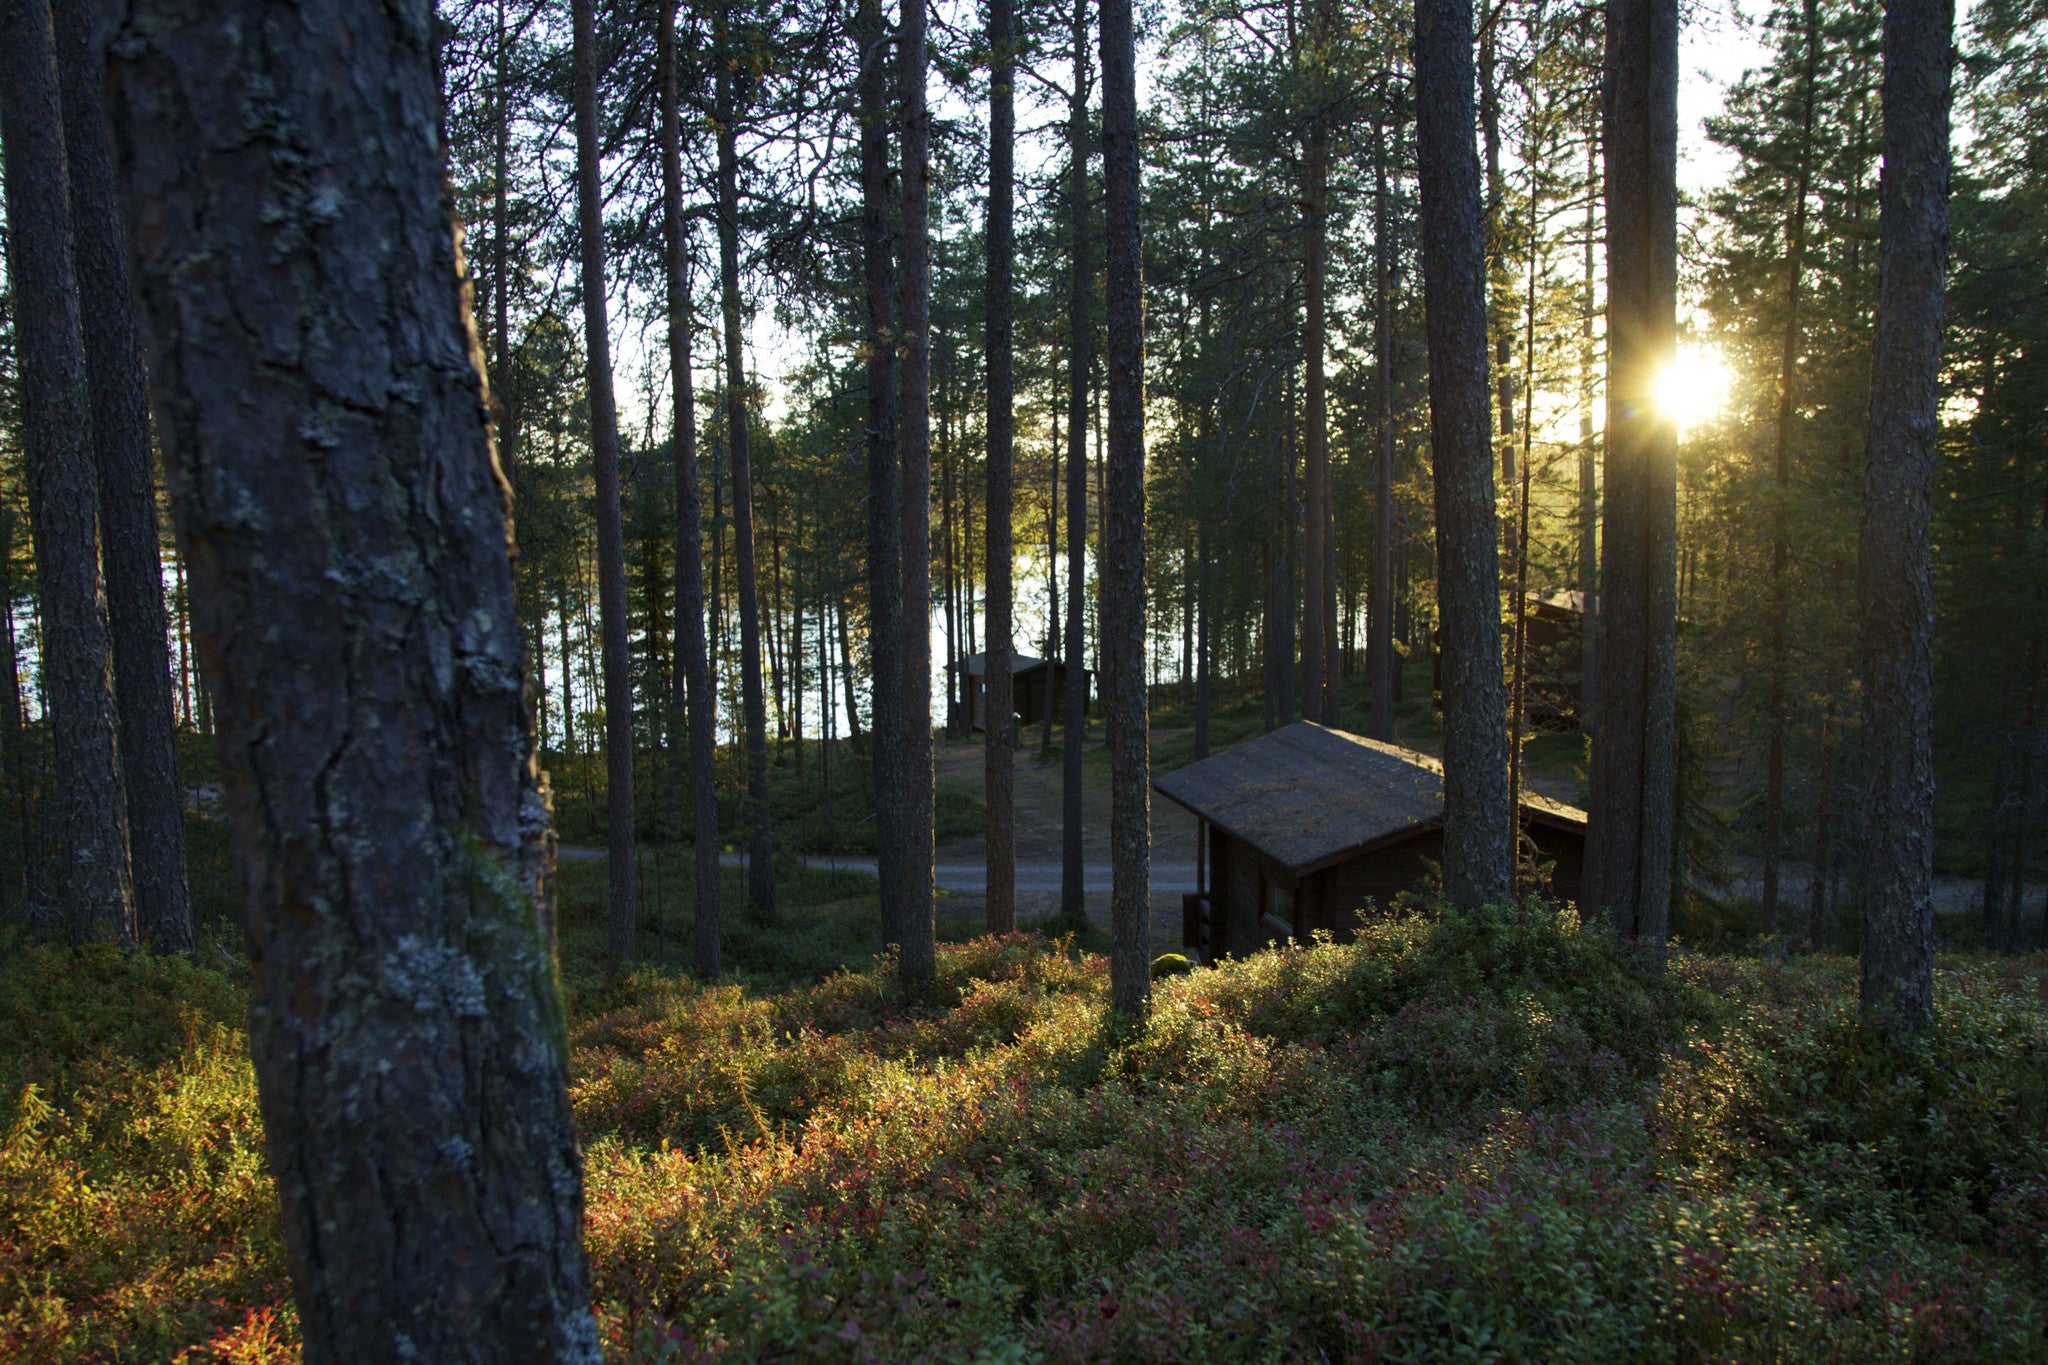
1154,721,1586,963
949,652,1090,732
1431,589,1588,728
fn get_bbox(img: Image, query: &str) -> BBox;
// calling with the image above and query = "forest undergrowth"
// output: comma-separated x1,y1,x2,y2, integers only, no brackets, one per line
2,890,2045,1361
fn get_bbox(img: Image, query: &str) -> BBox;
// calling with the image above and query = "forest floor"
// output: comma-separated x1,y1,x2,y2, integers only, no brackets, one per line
7,901,2046,1361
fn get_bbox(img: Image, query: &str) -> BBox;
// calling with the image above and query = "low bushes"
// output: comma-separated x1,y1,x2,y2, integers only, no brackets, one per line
2,902,2044,1361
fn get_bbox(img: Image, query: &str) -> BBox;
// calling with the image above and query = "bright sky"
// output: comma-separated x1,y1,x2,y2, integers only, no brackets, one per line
696,0,1778,433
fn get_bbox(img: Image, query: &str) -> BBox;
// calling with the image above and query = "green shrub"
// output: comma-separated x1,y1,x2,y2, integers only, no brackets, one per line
4,910,2046,1361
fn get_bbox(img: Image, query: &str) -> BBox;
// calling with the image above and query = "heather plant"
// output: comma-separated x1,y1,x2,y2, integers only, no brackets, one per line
2,904,2044,1361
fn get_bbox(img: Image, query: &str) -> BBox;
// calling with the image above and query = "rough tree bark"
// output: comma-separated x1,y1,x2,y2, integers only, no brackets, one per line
1101,0,1149,1014
857,0,906,952
985,0,1018,935
898,0,937,980
50,0,190,949
0,0,133,945
660,0,721,977
1413,0,1513,907
1586,0,1679,962
715,10,776,919
1858,0,1952,1038
1061,0,1091,928
571,0,638,966
101,1,596,1356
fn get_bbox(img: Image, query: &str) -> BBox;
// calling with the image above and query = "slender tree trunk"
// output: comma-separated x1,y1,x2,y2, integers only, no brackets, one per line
1763,0,1819,938
898,0,937,979
941,441,959,736
1414,0,1513,908
1100,0,1149,1012
858,0,905,949
571,0,638,966
1507,226,1540,885
711,18,776,920
51,0,189,950
1043,384,1061,759
1371,105,1400,742
985,0,1018,934
1302,119,1331,728
1195,521,1212,759
102,2,596,1354
1478,7,1518,558
0,0,133,945
1061,0,1091,928
493,0,512,407
1809,689,1839,948
1857,0,1951,1038
837,593,863,744
1578,135,1600,736
660,0,721,978
769,506,789,742
1586,0,1679,960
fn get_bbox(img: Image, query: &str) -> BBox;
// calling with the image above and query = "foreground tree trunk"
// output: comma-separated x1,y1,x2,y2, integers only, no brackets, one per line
1413,0,1512,908
1061,0,1091,928
715,11,777,920
1858,0,1952,1039
102,2,597,1356
661,0,720,977
1586,0,1679,962
0,0,133,944
857,0,907,952
52,1,190,951
985,0,1018,935
1101,0,1149,1014
898,0,937,980
571,0,638,966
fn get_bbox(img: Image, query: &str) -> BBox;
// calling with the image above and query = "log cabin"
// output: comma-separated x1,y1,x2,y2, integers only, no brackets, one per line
949,652,1090,732
1155,721,1587,963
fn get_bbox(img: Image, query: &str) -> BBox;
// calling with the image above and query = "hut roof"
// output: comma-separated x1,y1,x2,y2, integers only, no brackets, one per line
950,651,1068,678
1153,720,1585,876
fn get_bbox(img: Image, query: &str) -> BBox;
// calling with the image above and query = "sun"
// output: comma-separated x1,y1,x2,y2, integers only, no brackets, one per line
1653,343,1734,435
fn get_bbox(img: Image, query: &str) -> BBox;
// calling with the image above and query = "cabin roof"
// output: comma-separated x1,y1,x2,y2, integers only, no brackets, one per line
1152,720,1586,876
1527,588,1585,619
951,651,1072,678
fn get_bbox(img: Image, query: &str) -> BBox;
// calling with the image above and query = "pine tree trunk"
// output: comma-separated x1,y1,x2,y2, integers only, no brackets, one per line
1762,0,1819,938
1370,104,1399,743
0,0,133,945
1577,136,1600,736
1302,108,1335,728
1195,522,1212,759
1414,0,1513,908
660,0,721,978
1586,0,1679,960
51,0,189,950
100,1,596,1354
985,0,1018,935
1100,0,1149,1014
492,0,512,411
1857,0,1951,1038
571,0,638,966
857,0,905,950
898,0,937,979
711,17,776,921
1061,0,1091,928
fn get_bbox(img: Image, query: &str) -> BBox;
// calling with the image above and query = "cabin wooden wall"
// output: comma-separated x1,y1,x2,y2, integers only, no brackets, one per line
1199,823,1588,962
